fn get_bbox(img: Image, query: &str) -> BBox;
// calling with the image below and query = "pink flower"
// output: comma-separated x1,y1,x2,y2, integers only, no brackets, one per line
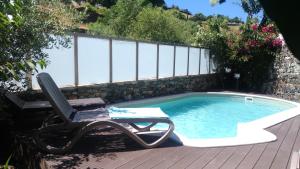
251,24,258,31
262,25,274,33
262,26,269,33
248,40,259,47
272,38,282,47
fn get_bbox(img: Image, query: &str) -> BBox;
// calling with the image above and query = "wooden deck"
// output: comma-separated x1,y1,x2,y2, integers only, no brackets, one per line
42,115,300,169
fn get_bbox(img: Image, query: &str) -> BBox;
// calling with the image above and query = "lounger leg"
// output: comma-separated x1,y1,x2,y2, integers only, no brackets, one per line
81,120,174,149
129,122,157,132
35,119,174,154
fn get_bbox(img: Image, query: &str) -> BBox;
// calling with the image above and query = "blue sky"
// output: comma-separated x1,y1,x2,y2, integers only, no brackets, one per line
165,0,252,21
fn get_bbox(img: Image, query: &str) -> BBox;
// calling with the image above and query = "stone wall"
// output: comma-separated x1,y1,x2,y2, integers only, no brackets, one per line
26,74,220,104
262,45,300,101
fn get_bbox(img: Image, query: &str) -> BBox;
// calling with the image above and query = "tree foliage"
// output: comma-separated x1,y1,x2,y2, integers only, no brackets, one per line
194,16,230,71
190,13,207,23
88,0,196,44
241,0,262,18
0,0,80,91
190,13,243,24
89,0,149,37
148,0,166,7
130,7,196,44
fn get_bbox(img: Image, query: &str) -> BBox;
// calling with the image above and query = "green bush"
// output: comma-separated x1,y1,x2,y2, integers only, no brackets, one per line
194,17,282,90
89,0,148,37
194,16,230,72
227,19,282,90
88,1,197,44
130,7,196,44
0,0,80,91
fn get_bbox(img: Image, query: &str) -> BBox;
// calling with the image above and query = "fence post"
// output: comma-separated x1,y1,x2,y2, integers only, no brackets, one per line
187,46,190,76
74,33,79,87
199,48,201,75
173,45,176,77
208,50,211,74
109,38,113,83
136,41,139,81
156,43,159,79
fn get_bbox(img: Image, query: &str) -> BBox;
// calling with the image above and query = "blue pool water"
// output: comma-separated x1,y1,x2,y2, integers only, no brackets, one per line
128,94,296,139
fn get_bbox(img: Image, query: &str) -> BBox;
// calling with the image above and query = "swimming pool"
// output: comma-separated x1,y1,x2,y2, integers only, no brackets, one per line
114,92,300,147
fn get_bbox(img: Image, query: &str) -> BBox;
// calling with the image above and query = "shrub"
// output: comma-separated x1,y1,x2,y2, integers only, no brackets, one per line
129,7,196,44
194,16,231,72
89,1,197,44
194,17,282,90
227,19,282,90
0,0,80,91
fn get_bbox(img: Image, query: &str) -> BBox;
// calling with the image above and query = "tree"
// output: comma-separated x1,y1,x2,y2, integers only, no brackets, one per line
96,0,117,7
194,16,230,71
129,7,196,44
88,0,196,43
89,0,149,37
190,13,207,23
148,0,166,7
229,17,243,23
167,8,187,20
0,0,80,91
240,0,261,18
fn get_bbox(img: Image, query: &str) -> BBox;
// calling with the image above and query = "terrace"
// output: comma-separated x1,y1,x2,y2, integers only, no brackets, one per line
41,114,300,169
1,1,300,169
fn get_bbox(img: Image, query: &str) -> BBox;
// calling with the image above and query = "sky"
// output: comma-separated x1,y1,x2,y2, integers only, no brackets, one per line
164,0,255,21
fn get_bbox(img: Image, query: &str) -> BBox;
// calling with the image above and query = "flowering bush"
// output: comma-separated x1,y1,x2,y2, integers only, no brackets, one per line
194,17,283,91
227,19,283,90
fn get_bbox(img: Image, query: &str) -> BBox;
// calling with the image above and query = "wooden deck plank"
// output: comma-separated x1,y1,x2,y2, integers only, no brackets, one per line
185,147,224,169
116,147,175,169
202,147,237,169
151,147,199,169
270,116,300,169
100,149,151,169
220,145,253,169
134,147,181,169
253,119,294,169
236,122,284,169
287,116,300,169
167,148,211,169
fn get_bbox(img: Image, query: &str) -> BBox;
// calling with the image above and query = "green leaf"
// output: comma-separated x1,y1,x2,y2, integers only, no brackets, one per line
26,61,36,70
4,154,12,169
37,59,47,69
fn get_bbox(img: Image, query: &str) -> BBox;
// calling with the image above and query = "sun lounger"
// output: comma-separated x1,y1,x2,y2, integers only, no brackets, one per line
5,92,106,111
35,72,174,154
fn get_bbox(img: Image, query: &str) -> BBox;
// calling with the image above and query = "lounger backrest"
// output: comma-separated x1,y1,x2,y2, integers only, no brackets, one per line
36,73,74,122
5,93,25,109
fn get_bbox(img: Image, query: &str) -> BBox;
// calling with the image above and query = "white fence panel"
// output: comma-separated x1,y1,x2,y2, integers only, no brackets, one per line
138,43,157,80
31,35,214,89
200,49,210,74
159,45,174,78
32,37,75,89
175,46,188,76
78,37,110,85
188,48,200,75
112,40,136,82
